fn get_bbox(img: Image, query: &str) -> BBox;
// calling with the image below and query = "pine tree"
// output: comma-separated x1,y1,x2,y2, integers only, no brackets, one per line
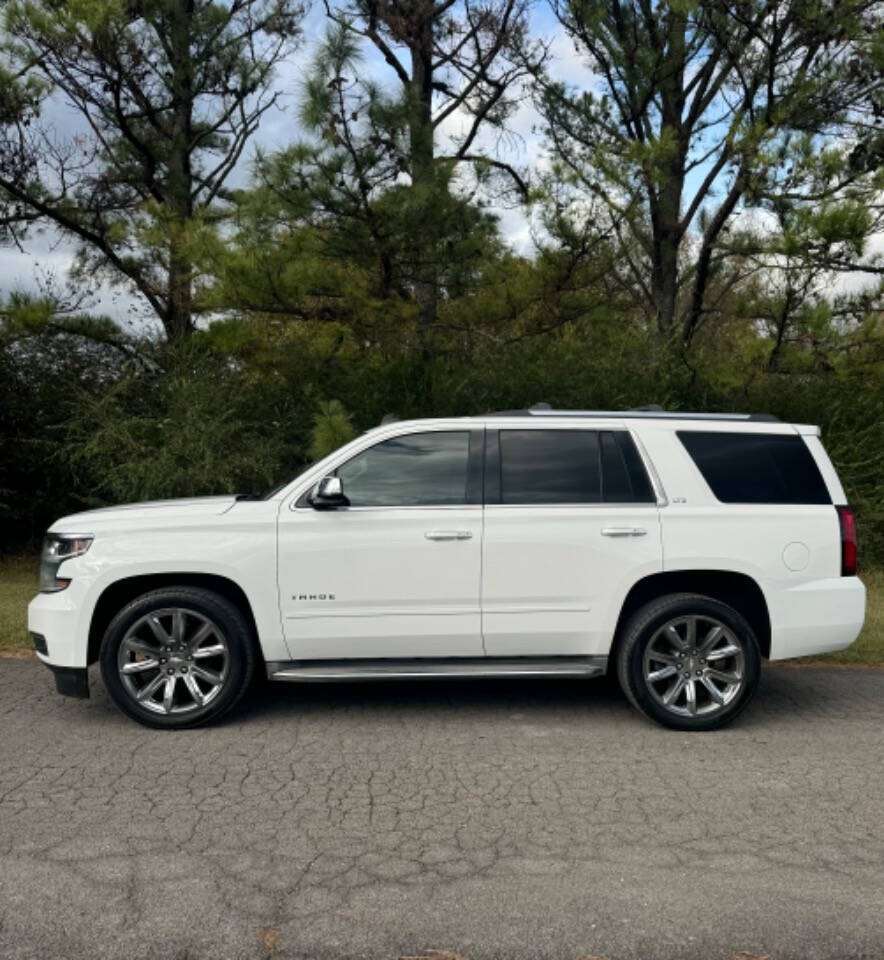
0,0,305,339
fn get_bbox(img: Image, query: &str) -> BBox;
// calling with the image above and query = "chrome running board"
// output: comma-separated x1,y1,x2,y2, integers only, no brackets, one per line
267,656,608,683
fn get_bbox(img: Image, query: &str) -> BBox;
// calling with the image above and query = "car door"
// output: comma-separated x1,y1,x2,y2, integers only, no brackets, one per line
277,426,485,660
481,425,663,656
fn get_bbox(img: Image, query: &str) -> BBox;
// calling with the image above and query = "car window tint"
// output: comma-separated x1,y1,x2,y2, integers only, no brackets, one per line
500,430,601,504
337,432,470,507
600,431,656,503
677,431,830,504
600,431,632,501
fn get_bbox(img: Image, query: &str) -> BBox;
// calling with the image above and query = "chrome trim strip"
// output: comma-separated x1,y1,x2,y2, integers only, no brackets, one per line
523,410,758,420
482,503,658,510
293,504,482,513
267,656,608,683
284,608,478,619
297,501,659,512
482,605,590,613
629,429,668,507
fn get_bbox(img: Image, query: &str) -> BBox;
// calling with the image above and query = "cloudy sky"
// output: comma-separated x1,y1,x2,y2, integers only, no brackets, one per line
1,1,877,328
0,1,596,328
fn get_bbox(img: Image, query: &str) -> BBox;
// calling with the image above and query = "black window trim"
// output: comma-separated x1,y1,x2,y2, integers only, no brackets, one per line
484,427,658,507
294,426,485,510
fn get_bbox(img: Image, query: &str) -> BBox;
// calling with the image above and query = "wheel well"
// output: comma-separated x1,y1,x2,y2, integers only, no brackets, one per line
612,571,771,660
87,573,263,666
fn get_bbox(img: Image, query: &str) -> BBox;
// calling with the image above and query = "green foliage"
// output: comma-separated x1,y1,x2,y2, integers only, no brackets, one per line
309,400,356,461
62,342,284,505
0,291,130,349
0,327,121,546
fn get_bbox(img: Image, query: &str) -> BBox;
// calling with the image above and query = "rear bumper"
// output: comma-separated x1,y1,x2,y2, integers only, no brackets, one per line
767,576,866,660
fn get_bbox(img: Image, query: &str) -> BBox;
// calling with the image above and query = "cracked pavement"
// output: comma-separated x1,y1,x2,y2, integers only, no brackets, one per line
1,658,883,960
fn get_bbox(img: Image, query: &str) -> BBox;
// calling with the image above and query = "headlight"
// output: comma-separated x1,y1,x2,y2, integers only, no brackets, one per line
40,534,93,592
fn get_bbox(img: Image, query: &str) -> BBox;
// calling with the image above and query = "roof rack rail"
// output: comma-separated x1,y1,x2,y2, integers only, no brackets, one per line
484,407,780,423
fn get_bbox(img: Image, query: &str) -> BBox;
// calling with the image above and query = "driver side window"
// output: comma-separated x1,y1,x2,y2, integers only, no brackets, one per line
336,431,471,507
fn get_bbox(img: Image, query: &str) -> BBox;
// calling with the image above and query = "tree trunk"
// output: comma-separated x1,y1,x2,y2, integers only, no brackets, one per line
165,0,196,340
650,188,682,334
649,9,686,336
408,16,437,359
166,227,193,339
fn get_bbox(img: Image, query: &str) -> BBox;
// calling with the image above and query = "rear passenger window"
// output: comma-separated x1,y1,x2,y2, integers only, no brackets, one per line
497,430,655,505
677,432,830,504
500,430,601,503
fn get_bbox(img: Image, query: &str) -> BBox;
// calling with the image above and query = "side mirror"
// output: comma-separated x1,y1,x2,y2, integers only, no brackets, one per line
309,475,350,510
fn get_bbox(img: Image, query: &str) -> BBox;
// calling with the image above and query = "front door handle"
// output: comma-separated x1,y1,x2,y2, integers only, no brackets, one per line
601,526,647,537
425,530,473,541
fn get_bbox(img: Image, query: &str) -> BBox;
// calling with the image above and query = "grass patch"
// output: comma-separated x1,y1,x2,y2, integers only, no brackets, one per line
0,555,882,663
0,555,38,654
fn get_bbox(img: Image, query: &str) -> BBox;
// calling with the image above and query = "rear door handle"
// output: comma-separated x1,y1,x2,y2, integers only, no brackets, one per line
601,526,647,537
425,530,473,541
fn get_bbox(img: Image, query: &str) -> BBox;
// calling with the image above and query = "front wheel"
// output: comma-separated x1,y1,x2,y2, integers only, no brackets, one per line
99,587,256,729
616,593,761,731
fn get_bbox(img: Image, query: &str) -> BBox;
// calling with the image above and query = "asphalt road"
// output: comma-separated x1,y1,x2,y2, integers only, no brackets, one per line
1,658,883,960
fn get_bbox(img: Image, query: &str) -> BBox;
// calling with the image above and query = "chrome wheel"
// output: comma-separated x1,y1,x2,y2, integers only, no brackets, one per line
117,607,229,716
643,615,745,719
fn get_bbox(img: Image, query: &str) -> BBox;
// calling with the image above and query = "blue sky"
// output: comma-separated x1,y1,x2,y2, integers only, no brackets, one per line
1,1,877,327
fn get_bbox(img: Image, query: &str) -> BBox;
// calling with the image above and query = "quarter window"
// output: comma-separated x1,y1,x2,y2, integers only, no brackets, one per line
677,431,831,504
337,431,471,507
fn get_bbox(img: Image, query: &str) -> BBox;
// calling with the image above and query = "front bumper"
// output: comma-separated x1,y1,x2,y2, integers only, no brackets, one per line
27,592,92,698
27,577,92,669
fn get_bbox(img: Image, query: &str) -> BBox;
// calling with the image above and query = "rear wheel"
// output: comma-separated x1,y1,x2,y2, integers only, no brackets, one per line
99,587,255,729
616,593,761,730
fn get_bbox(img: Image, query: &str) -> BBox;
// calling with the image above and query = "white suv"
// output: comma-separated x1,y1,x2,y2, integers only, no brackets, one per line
28,407,866,730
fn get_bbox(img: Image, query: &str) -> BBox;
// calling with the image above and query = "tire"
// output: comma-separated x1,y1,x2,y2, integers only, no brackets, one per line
616,592,761,731
99,587,256,729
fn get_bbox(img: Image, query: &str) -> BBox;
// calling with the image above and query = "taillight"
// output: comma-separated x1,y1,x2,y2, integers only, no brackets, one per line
836,506,857,576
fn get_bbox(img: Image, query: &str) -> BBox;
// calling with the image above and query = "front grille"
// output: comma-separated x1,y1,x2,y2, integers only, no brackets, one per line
29,632,48,655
